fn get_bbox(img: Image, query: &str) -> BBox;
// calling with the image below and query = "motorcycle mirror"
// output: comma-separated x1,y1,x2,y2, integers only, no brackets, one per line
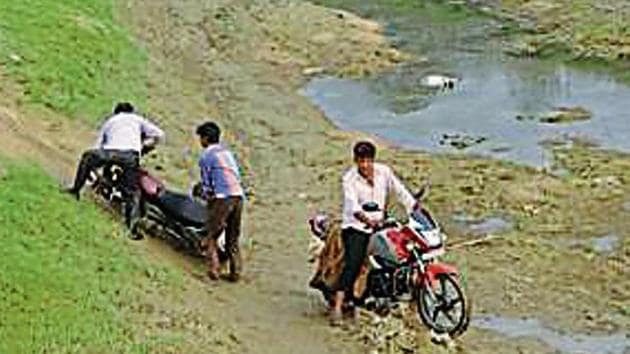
362,201,380,212
413,182,431,200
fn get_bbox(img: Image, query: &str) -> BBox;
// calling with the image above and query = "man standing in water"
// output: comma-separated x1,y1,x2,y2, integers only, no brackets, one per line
331,141,417,325
196,121,245,282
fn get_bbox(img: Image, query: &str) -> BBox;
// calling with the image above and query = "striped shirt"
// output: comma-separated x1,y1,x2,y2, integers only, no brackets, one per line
199,144,244,199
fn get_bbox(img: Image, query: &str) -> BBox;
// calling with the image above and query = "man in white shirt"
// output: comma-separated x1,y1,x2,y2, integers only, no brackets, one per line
330,141,417,325
66,102,164,237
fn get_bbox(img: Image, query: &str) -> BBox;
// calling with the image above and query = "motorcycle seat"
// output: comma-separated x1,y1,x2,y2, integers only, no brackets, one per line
156,190,207,227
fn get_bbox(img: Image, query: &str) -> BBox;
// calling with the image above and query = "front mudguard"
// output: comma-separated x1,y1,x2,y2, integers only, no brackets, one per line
421,262,460,289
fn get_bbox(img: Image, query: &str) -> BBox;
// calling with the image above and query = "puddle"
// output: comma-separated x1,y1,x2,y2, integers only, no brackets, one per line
302,2,630,167
543,234,622,255
590,235,620,254
473,315,630,354
451,213,513,236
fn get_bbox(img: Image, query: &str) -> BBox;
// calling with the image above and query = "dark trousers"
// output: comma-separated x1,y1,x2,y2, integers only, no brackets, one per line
72,148,140,227
206,196,244,276
338,227,371,299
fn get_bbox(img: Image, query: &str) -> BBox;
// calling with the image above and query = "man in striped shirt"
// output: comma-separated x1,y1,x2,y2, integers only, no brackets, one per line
196,121,245,282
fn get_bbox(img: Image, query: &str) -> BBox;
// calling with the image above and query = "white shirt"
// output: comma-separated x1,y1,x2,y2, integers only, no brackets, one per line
342,162,416,233
95,113,164,152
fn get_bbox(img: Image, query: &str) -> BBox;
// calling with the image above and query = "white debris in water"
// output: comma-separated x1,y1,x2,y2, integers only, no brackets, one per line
421,74,459,89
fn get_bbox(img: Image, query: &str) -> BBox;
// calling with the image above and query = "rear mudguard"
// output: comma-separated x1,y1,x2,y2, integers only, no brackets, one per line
420,262,459,289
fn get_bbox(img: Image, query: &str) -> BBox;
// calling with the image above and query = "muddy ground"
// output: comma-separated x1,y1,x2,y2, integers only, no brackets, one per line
468,0,630,63
1,0,628,353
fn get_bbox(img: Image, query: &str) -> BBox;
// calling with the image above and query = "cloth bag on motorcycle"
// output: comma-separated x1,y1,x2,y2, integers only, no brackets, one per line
309,219,369,299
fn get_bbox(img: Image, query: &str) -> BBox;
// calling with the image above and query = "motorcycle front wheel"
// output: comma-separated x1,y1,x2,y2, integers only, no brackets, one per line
416,273,470,337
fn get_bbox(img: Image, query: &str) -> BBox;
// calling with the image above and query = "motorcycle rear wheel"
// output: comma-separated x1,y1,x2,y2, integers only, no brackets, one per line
416,273,470,337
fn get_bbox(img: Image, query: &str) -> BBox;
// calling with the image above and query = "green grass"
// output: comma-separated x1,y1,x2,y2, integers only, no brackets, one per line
0,159,157,353
0,0,147,121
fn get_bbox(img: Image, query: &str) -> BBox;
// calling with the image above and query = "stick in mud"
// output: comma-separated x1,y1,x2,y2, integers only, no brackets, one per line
449,233,503,249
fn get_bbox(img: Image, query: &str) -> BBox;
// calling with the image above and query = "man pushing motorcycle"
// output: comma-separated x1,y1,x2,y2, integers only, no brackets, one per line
330,140,419,326
195,121,245,282
65,102,164,238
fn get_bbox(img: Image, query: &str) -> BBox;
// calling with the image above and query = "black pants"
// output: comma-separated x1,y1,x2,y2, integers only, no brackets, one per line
338,227,371,298
206,196,244,275
71,148,140,227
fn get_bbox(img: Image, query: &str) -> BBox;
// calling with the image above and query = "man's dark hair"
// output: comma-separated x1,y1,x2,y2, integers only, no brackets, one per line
353,141,376,159
196,121,221,144
114,102,135,114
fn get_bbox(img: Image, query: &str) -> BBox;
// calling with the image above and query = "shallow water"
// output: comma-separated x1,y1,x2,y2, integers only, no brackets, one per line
450,213,513,236
303,2,630,167
559,234,621,255
590,234,620,254
473,315,630,354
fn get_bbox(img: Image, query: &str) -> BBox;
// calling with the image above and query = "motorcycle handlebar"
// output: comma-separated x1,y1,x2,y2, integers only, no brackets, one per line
372,219,399,232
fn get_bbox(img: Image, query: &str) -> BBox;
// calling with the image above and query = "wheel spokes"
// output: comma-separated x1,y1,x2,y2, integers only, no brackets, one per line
419,274,468,335
443,296,462,312
440,305,457,325
431,304,441,323
435,276,462,327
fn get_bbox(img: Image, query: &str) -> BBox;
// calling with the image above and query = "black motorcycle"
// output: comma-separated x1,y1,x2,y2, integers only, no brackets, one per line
88,162,226,258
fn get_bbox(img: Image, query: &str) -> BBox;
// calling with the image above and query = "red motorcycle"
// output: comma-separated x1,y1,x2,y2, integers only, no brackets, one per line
309,188,470,337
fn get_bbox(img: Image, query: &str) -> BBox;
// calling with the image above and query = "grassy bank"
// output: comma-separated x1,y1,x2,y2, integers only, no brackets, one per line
495,0,630,59
0,158,168,353
0,0,147,121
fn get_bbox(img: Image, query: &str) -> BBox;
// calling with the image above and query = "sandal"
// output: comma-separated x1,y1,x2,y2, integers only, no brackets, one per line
329,309,342,327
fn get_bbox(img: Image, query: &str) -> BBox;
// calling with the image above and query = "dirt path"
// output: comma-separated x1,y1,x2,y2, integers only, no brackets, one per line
116,1,416,353
116,2,396,352
0,72,358,354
